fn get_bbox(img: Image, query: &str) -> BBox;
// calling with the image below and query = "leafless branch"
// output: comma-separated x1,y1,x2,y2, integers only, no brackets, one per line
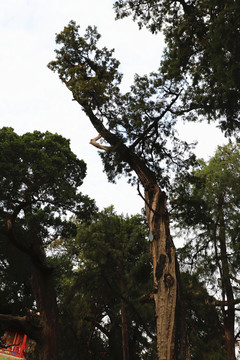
90,134,112,151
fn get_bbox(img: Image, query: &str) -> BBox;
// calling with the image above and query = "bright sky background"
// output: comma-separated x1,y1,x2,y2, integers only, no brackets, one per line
0,0,227,216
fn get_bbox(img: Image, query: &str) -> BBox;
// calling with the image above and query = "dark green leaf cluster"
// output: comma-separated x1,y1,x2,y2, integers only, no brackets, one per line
172,143,240,286
0,232,33,317
114,0,168,33
0,127,95,241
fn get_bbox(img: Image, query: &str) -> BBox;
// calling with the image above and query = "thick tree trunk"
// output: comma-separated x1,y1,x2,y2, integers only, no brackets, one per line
86,109,190,359
31,266,58,360
145,184,190,360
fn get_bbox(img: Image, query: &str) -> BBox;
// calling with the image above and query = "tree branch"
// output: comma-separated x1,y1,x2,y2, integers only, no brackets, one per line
0,314,41,343
90,134,112,151
207,296,240,307
129,92,181,150
85,106,156,188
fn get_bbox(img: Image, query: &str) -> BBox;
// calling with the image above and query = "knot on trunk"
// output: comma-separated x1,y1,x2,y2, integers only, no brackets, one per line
164,273,174,289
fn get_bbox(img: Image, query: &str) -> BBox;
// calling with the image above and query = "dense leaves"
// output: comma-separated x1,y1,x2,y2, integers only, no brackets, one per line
0,127,96,354
0,127,96,244
0,233,33,316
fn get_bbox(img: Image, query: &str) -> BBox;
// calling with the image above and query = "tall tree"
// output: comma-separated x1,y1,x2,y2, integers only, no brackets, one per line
48,21,195,360
170,143,240,360
0,127,95,360
52,207,156,360
114,0,240,134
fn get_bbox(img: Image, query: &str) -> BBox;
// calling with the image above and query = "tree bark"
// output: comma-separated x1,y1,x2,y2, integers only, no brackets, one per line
145,184,190,360
87,120,190,358
218,202,236,360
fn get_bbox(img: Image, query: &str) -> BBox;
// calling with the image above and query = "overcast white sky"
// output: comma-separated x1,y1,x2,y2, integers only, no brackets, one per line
0,0,227,215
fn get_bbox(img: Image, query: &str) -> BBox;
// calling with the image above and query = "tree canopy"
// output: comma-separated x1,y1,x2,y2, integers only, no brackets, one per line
0,127,96,359
47,2,239,358
114,0,240,133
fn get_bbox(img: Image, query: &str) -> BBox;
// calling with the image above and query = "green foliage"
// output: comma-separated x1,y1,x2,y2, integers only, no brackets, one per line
0,127,96,317
171,143,240,354
52,207,156,359
48,21,122,112
114,0,240,133
48,21,196,189
181,272,226,360
0,232,33,316
0,127,87,214
0,127,96,238
172,143,240,286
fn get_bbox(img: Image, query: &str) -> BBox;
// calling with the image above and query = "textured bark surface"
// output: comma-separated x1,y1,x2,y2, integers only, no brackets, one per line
219,204,236,360
145,184,190,360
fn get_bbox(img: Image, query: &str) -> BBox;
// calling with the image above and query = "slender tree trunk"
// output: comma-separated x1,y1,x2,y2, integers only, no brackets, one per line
31,265,58,360
218,203,235,360
120,275,129,360
145,184,190,360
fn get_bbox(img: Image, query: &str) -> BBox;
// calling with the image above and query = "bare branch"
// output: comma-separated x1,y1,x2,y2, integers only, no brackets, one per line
90,134,112,151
